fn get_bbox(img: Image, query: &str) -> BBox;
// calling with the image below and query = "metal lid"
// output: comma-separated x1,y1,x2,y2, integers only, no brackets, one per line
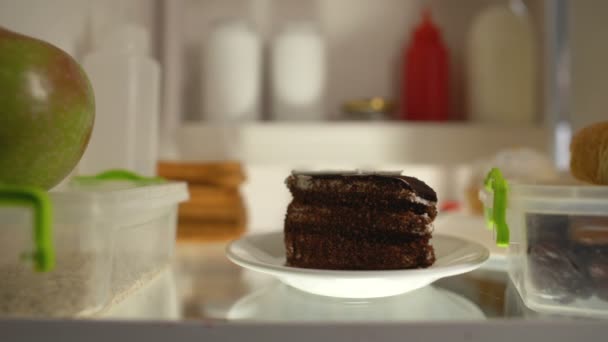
342,97,395,120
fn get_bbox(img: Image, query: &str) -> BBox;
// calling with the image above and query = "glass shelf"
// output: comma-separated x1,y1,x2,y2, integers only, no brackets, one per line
174,242,502,322
162,242,591,323
2,239,607,342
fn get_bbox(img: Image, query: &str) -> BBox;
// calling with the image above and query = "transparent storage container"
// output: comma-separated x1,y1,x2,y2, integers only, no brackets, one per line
482,171,608,317
0,178,188,318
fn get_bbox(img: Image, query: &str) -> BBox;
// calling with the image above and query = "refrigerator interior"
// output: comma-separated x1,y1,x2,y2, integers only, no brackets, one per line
2,0,608,339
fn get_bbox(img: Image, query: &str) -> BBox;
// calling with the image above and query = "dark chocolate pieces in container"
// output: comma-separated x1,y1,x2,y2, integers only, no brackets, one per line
481,181,608,317
526,214,608,304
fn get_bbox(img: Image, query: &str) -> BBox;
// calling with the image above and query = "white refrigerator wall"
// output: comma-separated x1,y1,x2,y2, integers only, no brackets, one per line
0,0,158,61
571,0,608,130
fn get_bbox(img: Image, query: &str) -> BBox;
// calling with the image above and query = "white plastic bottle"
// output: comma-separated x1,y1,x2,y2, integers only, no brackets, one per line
467,0,537,124
270,21,326,121
202,19,262,122
80,24,161,177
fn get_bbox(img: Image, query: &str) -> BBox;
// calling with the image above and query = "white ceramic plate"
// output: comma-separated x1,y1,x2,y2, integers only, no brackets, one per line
226,231,490,298
434,212,507,271
227,281,486,321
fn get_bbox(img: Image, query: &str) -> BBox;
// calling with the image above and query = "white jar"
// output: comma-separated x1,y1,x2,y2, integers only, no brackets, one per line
467,0,537,124
202,19,262,122
270,21,326,121
80,24,161,177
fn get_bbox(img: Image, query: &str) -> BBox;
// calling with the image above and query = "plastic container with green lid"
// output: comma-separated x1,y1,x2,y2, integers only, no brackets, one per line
0,171,188,318
481,168,608,318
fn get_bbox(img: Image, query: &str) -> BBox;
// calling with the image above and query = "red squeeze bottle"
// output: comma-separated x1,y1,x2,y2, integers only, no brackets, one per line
401,10,450,121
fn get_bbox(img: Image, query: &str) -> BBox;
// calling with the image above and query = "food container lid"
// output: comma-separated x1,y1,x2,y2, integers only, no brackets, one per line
480,168,608,247
0,170,189,273
57,170,189,221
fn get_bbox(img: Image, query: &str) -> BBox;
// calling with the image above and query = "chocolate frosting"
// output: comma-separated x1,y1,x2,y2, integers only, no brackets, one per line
290,170,438,202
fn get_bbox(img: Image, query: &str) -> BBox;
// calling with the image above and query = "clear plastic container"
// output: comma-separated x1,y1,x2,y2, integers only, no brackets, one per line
482,170,608,317
0,178,188,318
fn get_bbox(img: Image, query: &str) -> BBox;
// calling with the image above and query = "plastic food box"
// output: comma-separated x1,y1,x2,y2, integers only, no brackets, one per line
482,169,608,318
0,177,188,318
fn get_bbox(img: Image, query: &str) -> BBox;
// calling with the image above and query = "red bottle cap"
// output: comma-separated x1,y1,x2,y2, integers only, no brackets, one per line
412,9,442,43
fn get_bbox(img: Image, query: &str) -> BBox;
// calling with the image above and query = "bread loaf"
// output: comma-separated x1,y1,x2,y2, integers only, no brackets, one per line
570,121,608,185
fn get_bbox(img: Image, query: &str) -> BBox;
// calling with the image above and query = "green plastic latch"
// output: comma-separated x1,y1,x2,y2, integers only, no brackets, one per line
73,169,165,185
483,168,510,247
0,185,54,272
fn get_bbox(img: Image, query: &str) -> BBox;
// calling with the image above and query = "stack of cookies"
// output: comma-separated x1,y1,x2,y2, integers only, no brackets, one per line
158,161,247,242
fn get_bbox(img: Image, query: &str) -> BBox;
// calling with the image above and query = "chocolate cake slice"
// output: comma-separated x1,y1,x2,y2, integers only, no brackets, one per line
284,171,437,270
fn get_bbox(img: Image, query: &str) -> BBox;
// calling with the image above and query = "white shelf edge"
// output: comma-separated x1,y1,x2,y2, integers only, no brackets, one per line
175,122,549,165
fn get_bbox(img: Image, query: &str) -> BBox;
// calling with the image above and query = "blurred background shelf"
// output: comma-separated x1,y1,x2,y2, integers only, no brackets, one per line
1,0,605,132
177,122,548,164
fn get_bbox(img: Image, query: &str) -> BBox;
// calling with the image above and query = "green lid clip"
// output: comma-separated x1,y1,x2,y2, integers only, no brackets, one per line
0,185,54,272
483,168,510,247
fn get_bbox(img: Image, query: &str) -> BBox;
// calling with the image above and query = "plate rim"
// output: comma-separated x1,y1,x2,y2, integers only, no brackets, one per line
226,231,490,279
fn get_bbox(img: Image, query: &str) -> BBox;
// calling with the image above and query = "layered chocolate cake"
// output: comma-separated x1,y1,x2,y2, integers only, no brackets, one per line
284,171,438,270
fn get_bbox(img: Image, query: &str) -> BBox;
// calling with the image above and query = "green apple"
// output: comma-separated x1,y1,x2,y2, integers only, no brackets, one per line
0,27,95,189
